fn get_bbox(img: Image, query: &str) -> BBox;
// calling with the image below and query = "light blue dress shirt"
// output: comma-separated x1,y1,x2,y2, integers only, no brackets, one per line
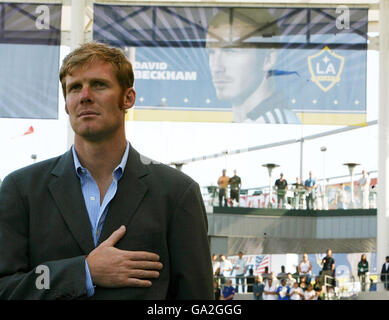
72,142,129,297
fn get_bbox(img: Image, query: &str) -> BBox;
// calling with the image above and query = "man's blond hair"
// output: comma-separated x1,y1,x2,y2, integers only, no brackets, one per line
59,42,134,98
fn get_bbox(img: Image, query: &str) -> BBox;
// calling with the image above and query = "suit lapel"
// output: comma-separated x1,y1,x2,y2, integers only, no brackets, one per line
48,150,95,255
97,146,149,245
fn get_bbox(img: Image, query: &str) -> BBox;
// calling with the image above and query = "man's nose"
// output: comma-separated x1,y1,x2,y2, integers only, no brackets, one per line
80,85,93,103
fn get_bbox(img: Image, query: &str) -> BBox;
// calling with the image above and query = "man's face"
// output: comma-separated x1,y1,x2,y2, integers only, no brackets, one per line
64,59,135,142
206,25,267,104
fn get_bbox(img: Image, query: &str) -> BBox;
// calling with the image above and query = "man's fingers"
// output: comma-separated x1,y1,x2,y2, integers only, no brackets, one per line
123,250,161,262
124,278,153,288
128,269,160,279
126,260,163,271
101,225,126,247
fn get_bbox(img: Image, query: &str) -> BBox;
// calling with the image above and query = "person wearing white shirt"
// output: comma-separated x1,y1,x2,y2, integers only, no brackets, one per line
358,170,371,209
263,278,278,300
212,254,220,277
289,282,304,300
233,251,247,293
298,253,313,285
286,272,296,288
304,284,316,300
219,254,233,285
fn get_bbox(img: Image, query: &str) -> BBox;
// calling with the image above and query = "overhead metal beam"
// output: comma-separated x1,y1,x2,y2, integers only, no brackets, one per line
169,120,377,166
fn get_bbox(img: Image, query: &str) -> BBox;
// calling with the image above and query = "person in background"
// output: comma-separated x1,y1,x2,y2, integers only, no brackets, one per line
313,276,324,300
275,173,288,209
286,272,296,288
270,271,279,287
213,279,221,300
221,279,235,300
219,254,233,285
358,170,371,209
212,253,220,279
262,266,271,283
217,169,229,207
289,281,304,300
246,268,255,293
321,249,336,289
304,171,317,210
298,253,313,285
380,256,389,290
369,277,377,291
293,176,304,209
277,265,288,281
263,277,278,300
357,253,369,292
229,170,242,207
253,274,265,300
336,183,347,209
276,278,290,300
304,283,316,300
299,275,309,291
234,251,247,293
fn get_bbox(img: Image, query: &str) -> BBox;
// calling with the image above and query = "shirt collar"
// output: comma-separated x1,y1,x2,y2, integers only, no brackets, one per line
72,141,130,180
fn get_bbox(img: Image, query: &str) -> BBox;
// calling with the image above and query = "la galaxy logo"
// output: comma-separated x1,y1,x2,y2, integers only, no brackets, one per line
308,46,345,92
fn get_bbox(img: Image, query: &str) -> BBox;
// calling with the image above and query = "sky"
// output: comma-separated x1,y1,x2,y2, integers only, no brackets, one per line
0,48,379,190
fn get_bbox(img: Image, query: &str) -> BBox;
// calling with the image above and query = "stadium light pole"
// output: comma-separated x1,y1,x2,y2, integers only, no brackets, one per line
343,163,360,209
262,163,279,209
377,0,389,292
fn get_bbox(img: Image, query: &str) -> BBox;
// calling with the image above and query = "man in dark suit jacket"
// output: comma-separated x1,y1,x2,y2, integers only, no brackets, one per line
0,42,213,299
380,256,389,290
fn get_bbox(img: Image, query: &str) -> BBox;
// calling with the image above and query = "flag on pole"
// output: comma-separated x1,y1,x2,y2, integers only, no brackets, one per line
255,255,270,274
22,126,34,136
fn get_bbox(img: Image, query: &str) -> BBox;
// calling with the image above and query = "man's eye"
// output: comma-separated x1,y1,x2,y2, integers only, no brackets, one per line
68,84,81,92
94,81,106,88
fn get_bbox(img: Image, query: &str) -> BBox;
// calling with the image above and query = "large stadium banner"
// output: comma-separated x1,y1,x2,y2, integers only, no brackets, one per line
0,3,61,119
94,5,367,125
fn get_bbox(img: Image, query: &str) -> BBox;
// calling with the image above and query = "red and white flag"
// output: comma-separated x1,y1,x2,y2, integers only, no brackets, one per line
22,126,34,136
11,125,35,139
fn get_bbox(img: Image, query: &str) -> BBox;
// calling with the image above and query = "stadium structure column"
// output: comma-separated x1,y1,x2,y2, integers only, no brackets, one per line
377,0,389,292
67,0,87,148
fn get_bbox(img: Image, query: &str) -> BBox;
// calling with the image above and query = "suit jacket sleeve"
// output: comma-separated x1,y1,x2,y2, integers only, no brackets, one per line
0,174,88,300
167,181,214,299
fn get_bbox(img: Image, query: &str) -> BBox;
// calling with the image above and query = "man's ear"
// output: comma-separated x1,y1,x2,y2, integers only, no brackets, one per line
122,87,136,110
263,50,277,73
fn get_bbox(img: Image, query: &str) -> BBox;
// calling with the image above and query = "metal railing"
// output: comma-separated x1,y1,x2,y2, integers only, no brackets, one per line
202,181,377,210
